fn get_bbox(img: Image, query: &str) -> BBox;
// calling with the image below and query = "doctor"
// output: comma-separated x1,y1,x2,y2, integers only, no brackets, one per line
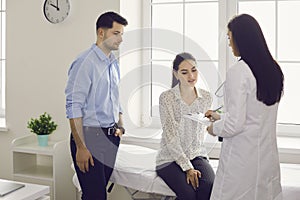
206,14,284,200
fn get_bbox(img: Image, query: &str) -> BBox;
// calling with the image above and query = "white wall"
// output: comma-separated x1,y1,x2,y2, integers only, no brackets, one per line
119,0,145,130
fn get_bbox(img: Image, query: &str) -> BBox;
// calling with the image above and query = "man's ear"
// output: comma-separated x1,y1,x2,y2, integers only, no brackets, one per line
97,28,105,38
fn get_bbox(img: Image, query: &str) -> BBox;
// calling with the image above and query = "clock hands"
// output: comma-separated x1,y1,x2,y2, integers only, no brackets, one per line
50,0,59,11
50,4,59,10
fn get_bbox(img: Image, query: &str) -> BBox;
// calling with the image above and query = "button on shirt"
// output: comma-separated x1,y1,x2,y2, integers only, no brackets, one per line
156,84,212,171
65,44,122,128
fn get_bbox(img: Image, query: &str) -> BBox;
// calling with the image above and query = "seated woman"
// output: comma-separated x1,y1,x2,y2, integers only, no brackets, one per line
156,52,215,200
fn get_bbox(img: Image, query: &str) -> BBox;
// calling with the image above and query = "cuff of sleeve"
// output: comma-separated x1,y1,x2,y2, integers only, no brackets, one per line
66,109,83,119
213,117,225,136
180,160,194,172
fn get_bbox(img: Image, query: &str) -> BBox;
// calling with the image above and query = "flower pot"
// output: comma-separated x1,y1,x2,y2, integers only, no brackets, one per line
37,135,49,147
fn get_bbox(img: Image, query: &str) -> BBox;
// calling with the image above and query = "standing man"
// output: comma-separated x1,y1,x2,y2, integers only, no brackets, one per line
65,11,128,200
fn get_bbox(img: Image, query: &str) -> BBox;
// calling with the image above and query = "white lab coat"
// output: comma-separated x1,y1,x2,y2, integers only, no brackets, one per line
210,60,282,200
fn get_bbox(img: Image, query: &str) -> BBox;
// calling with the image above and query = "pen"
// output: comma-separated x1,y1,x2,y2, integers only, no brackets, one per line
212,105,223,112
203,105,223,118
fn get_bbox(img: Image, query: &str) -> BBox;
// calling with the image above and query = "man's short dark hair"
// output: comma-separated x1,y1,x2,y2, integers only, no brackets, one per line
96,11,128,30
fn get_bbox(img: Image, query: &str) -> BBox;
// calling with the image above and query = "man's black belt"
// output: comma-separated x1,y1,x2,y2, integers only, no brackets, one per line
101,124,117,136
83,123,125,135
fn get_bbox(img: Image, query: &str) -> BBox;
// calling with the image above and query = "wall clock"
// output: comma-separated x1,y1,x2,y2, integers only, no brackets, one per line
43,0,70,24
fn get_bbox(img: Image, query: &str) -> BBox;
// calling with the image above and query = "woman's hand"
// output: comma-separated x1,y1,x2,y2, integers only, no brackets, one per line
205,110,221,122
186,168,201,190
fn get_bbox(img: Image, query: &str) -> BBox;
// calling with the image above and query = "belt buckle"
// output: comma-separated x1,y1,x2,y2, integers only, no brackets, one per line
107,127,115,135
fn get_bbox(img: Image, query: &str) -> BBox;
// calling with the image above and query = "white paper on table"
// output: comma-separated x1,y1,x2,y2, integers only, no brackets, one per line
183,113,212,126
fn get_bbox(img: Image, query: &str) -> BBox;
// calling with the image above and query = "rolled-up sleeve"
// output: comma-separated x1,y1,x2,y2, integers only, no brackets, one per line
65,59,91,119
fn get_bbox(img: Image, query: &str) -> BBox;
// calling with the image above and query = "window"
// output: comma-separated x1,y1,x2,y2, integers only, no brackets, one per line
237,0,300,134
149,0,300,135
0,0,5,126
150,0,220,117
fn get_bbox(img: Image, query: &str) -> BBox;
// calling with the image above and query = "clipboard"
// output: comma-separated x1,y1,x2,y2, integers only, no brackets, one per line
183,112,211,126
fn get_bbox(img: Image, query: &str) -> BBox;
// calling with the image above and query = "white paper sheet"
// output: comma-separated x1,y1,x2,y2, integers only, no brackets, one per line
183,113,212,126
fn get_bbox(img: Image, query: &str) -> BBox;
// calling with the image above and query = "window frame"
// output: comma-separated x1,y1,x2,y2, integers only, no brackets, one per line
236,0,300,136
143,0,300,137
0,0,6,130
150,0,222,118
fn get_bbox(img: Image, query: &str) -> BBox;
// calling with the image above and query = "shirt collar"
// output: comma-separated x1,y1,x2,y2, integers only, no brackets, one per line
172,84,203,99
92,44,116,63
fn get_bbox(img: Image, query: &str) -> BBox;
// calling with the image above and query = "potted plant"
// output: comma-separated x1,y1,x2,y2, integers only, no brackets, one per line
27,112,58,146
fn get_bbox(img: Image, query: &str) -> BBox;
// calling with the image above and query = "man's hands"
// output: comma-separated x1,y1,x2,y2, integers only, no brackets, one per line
114,128,124,137
186,168,201,190
76,147,94,173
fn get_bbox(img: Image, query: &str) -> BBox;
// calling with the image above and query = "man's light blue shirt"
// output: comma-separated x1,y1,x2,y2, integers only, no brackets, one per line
65,44,122,127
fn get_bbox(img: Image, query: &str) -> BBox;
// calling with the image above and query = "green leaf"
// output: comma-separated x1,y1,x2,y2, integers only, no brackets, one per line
27,112,58,135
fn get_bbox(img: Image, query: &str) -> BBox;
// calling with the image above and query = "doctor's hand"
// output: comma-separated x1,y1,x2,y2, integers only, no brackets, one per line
76,147,94,173
206,123,216,136
205,110,220,122
186,168,201,190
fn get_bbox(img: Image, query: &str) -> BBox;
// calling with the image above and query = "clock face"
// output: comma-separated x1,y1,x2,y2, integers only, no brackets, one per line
43,0,70,24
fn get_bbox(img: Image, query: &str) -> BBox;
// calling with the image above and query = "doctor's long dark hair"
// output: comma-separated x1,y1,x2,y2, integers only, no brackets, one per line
227,14,284,106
